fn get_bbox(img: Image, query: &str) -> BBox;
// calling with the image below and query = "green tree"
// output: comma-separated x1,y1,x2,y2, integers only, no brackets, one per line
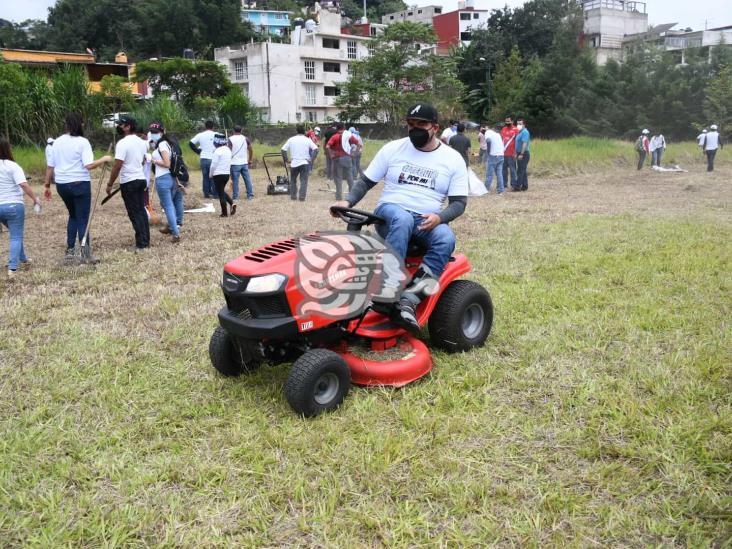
98,74,136,113
336,22,464,124
133,58,232,107
704,64,732,134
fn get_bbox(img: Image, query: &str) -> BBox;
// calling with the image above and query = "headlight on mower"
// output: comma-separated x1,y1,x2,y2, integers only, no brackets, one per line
245,273,287,294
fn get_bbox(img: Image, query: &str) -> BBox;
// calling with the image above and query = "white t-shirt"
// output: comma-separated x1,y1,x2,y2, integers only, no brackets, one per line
363,137,469,216
190,130,216,160
478,132,487,151
210,146,232,176
704,131,720,150
152,140,171,178
45,143,54,166
0,160,26,205
697,133,707,146
440,127,455,143
229,134,249,165
485,129,504,157
115,134,148,184
49,134,94,184
281,134,318,167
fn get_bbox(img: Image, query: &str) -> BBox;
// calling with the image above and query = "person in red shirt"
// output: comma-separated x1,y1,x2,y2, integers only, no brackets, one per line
305,126,320,174
325,122,360,200
500,115,519,191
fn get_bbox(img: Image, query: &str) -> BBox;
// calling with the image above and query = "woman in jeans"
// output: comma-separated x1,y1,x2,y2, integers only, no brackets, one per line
210,133,235,217
0,138,42,279
149,122,183,243
44,112,111,261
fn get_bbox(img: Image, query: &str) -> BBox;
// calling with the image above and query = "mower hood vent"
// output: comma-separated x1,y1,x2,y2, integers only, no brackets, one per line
244,234,325,263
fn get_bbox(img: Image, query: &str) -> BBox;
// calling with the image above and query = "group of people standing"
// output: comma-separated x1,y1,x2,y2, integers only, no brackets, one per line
636,125,723,172
696,125,723,172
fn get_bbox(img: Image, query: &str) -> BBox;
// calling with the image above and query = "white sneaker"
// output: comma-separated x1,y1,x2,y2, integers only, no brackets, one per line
7,269,16,279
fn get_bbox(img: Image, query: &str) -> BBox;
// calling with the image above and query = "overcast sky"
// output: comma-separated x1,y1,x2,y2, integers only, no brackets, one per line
1,0,729,31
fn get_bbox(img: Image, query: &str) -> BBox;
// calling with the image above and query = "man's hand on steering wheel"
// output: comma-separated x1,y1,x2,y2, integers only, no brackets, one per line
330,200,349,218
418,213,441,231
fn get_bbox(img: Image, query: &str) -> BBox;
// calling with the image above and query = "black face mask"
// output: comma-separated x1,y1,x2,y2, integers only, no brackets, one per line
408,127,431,148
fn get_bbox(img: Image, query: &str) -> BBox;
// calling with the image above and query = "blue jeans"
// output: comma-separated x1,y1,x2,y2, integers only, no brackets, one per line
503,156,517,188
517,151,530,190
309,149,319,174
652,149,663,167
200,158,216,198
351,152,362,179
155,174,183,236
374,203,456,277
230,164,253,199
484,155,504,193
56,181,91,249
0,202,27,270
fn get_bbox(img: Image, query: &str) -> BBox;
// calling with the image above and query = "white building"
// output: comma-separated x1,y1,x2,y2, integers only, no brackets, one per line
581,0,649,64
381,5,443,25
215,12,373,124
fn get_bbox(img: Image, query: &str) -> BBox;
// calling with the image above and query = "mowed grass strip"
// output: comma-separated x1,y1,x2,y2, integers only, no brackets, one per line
0,212,729,546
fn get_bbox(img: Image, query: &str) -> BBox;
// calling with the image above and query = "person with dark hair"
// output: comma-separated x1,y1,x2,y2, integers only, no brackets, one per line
190,120,217,198
229,125,254,201
501,115,519,189
44,112,112,261
149,122,183,243
331,103,468,330
282,124,318,201
0,138,42,278
323,124,338,181
305,126,321,174
515,117,531,191
210,133,235,217
449,123,471,166
107,115,151,250
325,122,359,201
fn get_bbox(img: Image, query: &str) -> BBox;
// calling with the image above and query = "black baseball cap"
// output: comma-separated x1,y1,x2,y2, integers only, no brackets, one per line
117,114,137,127
406,103,438,123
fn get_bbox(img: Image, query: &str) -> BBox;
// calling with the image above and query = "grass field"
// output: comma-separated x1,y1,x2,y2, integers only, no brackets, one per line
0,145,730,546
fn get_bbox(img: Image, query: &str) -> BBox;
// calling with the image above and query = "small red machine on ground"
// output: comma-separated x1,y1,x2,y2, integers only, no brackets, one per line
210,207,493,416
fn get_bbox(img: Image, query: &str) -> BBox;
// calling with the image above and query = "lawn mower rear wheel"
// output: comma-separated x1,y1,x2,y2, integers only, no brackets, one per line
428,280,493,352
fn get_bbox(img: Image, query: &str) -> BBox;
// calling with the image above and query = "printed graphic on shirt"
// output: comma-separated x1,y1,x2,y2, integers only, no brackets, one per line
397,163,437,190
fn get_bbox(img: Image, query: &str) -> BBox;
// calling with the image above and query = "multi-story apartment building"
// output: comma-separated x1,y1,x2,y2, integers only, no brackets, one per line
580,0,649,64
623,24,732,64
432,1,490,54
241,9,292,37
215,11,373,123
381,5,443,25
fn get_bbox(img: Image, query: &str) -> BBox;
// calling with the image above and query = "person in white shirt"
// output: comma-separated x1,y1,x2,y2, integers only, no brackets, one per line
0,137,42,278
477,127,487,164
703,124,723,172
281,125,318,201
189,120,217,198
228,125,254,201
697,128,707,149
649,132,667,167
440,121,457,145
484,125,505,194
210,133,235,217
43,137,55,193
44,113,111,260
106,115,151,250
349,126,364,179
331,102,468,330
149,122,183,242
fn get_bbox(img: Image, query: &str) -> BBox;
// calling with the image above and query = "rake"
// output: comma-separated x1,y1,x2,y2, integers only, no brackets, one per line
78,143,113,264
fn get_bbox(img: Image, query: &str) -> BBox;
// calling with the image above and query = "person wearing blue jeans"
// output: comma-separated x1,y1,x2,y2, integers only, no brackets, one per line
200,158,215,198
56,181,92,249
0,137,41,278
515,118,531,191
155,174,183,238
231,164,254,200
190,121,217,198
331,102,468,330
485,155,504,194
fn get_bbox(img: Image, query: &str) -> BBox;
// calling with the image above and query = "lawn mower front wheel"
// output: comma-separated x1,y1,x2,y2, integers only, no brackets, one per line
285,349,351,417
209,326,261,377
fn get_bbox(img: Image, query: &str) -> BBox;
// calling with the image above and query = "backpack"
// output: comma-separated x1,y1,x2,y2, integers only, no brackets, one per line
160,137,189,184
634,136,645,152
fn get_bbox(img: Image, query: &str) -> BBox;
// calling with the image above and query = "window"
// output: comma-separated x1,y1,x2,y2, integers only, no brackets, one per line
434,7,441,13
324,86,340,96
347,40,357,59
408,11,413,16
367,42,375,56
307,111,317,122
473,13,479,19
241,83,248,96
323,62,340,72
233,59,247,80
323,38,340,49
305,84,316,105
370,26,377,36
390,15,394,20
418,9,422,14
460,32,472,41
304,60,315,80
460,13,471,20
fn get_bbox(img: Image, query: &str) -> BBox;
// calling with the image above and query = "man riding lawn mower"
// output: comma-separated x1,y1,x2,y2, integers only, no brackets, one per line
210,104,493,416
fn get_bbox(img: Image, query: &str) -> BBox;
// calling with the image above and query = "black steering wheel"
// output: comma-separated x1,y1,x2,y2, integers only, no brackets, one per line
330,206,385,231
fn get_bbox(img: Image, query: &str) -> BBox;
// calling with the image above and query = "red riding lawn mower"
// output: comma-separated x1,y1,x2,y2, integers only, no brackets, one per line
209,206,493,417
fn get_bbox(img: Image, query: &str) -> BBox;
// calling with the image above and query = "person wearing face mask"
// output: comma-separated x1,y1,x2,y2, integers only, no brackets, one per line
149,122,183,242
514,117,531,191
330,103,468,330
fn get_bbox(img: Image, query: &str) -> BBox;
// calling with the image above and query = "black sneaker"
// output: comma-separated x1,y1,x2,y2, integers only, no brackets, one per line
395,297,420,332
